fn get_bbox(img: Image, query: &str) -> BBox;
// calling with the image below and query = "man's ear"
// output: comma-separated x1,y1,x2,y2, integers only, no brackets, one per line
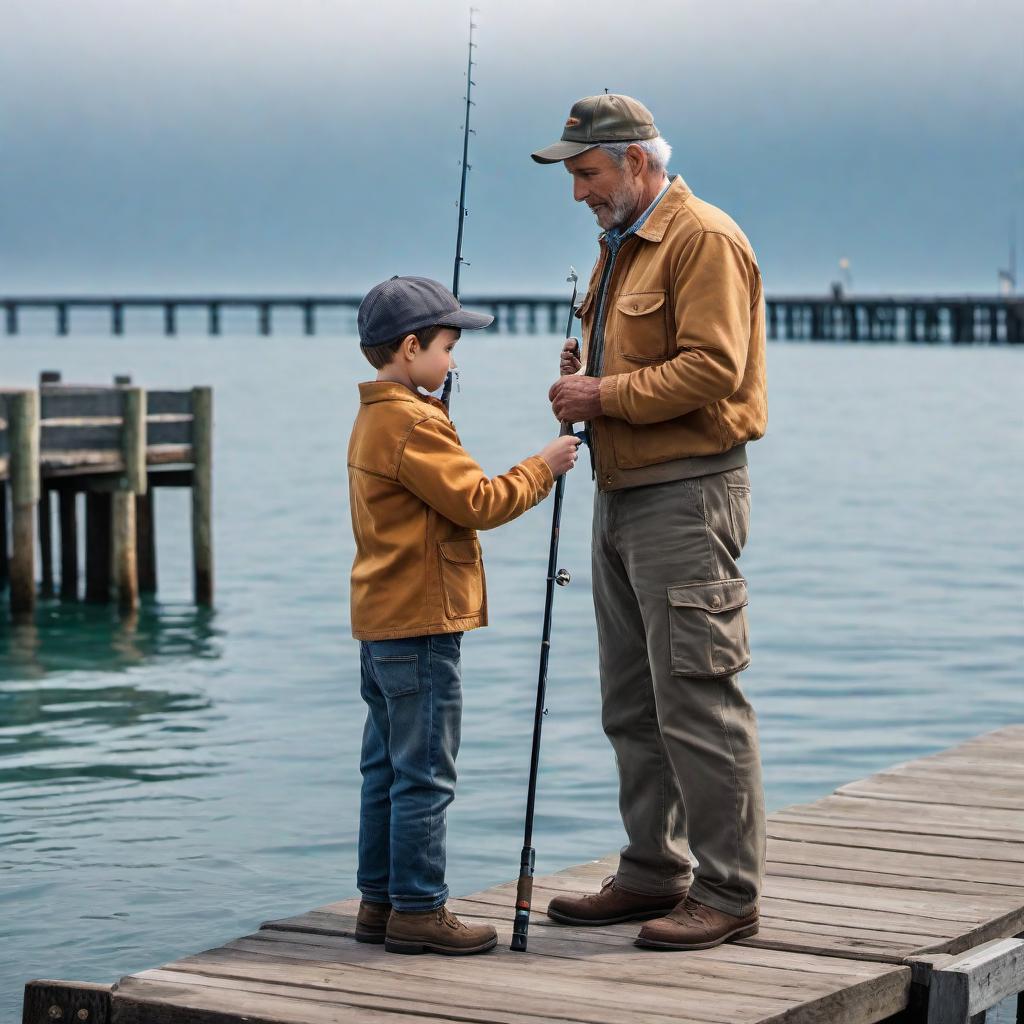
625,143,647,177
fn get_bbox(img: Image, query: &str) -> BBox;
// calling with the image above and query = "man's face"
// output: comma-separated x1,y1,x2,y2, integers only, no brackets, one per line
564,148,642,231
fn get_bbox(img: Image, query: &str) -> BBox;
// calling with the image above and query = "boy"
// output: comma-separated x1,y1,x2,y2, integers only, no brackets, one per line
348,275,579,955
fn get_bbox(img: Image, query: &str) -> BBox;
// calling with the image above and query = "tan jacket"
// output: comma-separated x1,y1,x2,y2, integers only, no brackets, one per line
579,176,767,491
348,382,554,640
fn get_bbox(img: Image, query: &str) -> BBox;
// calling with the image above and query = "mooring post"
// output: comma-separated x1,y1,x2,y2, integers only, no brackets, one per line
9,391,40,621
163,303,177,336
259,303,271,336
4,301,17,335
191,386,213,606
209,302,221,335
112,302,124,335
112,387,146,612
59,488,78,600
303,302,316,335
56,303,69,336
84,493,112,603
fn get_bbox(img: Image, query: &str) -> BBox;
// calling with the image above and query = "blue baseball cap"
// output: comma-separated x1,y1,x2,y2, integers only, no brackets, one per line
358,276,494,348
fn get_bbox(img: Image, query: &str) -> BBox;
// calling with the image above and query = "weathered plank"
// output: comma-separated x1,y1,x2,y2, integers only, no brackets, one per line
924,938,1024,1024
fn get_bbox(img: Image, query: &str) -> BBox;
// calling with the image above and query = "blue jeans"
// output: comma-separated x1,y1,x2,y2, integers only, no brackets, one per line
357,632,462,911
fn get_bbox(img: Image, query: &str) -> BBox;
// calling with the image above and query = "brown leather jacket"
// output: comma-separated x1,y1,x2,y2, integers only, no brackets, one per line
579,176,767,491
348,382,553,640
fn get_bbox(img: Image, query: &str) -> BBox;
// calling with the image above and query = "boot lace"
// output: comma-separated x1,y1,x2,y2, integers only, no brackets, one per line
438,906,463,930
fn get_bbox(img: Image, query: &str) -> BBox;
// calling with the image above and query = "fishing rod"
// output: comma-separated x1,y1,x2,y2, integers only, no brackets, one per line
441,7,478,409
511,266,579,953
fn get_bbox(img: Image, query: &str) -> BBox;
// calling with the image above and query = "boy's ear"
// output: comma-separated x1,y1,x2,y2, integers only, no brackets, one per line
401,333,420,360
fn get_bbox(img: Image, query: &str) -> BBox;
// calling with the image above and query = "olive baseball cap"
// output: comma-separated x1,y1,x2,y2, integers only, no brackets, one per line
357,276,494,347
531,93,658,164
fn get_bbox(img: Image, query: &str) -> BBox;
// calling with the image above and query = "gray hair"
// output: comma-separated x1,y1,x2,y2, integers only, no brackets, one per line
597,136,672,174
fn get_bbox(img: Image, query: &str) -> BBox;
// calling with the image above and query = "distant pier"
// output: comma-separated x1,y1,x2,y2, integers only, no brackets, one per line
2,293,1022,343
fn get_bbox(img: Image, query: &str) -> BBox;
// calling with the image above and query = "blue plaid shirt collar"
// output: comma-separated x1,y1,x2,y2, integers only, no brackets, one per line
603,175,674,254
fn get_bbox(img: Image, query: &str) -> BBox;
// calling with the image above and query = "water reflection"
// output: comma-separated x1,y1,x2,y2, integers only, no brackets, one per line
0,599,222,680
0,600,224,797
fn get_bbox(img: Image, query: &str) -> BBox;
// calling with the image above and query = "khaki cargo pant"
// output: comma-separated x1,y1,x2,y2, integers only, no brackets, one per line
592,466,765,917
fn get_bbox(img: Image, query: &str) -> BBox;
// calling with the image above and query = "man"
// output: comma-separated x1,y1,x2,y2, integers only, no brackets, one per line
534,93,768,951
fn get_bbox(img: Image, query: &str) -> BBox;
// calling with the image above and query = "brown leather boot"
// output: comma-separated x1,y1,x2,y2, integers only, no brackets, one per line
385,905,497,956
547,875,688,926
354,900,391,944
635,896,759,950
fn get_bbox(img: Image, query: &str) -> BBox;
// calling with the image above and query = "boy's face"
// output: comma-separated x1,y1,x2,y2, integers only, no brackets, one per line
410,328,460,393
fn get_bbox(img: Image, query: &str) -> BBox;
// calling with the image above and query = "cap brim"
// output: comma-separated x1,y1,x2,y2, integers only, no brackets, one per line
437,308,494,331
530,140,598,164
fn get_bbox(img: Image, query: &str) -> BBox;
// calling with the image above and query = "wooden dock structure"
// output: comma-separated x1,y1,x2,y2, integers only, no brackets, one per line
2,293,1022,343
22,725,1024,1024
0,373,213,622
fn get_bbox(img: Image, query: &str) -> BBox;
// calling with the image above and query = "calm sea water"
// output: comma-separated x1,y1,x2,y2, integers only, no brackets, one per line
1,333,1022,1022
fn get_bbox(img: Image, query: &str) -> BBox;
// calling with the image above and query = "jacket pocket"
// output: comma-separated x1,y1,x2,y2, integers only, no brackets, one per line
613,290,669,365
438,538,484,619
667,578,750,677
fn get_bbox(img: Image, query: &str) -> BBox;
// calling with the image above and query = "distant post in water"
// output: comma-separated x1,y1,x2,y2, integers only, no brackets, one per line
9,391,40,620
191,386,213,605
112,388,146,612
59,489,79,600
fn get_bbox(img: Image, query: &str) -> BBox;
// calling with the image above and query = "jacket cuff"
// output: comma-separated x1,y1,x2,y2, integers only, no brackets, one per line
600,374,626,420
522,454,555,498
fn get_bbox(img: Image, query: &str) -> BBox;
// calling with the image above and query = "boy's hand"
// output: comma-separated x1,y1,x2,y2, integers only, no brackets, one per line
560,338,582,375
538,434,581,477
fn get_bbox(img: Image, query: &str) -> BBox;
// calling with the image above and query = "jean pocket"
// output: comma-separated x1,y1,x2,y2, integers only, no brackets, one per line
438,539,484,618
372,652,420,698
667,578,750,677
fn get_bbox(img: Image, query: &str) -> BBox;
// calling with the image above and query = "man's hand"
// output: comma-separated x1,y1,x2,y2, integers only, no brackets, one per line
549,375,603,423
560,338,582,376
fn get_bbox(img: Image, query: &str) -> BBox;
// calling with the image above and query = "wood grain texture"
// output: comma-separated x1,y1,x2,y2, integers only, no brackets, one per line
50,725,1024,1024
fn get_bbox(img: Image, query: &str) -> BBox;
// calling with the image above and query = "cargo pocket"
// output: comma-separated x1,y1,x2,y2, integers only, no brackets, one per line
371,653,420,698
438,538,484,619
667,578,750,677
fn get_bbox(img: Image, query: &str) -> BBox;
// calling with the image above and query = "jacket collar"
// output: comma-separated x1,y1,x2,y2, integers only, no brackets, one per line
634,175,692,244
358,380,447,413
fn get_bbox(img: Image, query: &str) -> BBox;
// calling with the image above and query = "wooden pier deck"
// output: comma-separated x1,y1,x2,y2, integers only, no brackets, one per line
23,726,1024,1024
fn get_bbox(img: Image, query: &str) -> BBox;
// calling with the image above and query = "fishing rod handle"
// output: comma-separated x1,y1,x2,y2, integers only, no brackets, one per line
510,845,536,952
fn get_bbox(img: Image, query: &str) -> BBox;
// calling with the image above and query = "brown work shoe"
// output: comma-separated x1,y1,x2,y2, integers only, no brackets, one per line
385,905,497,956
547,875,688,926
635,896,759,950
354,899,391,944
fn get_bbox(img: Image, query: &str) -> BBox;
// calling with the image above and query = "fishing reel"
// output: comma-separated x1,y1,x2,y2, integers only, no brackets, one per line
555,569,571,587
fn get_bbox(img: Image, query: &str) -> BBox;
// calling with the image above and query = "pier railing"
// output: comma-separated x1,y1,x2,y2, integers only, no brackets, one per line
2,293,1022,343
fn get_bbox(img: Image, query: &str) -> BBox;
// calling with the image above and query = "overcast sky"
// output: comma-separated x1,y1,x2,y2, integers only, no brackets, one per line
3,0,1022,296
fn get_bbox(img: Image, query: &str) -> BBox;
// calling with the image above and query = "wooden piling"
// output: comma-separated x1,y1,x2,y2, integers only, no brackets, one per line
38,488,54,598
136,489,157,594
209,303,221,335
9,391,40,620
112,303,124,335
0,483,8,590
59,489,79,600
259,304,271,336
112,388,146,612
4,301,16,334
164,304,177,336
191,386,213,606
56,304,69,335
302,302,315,335
84,493,112,603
